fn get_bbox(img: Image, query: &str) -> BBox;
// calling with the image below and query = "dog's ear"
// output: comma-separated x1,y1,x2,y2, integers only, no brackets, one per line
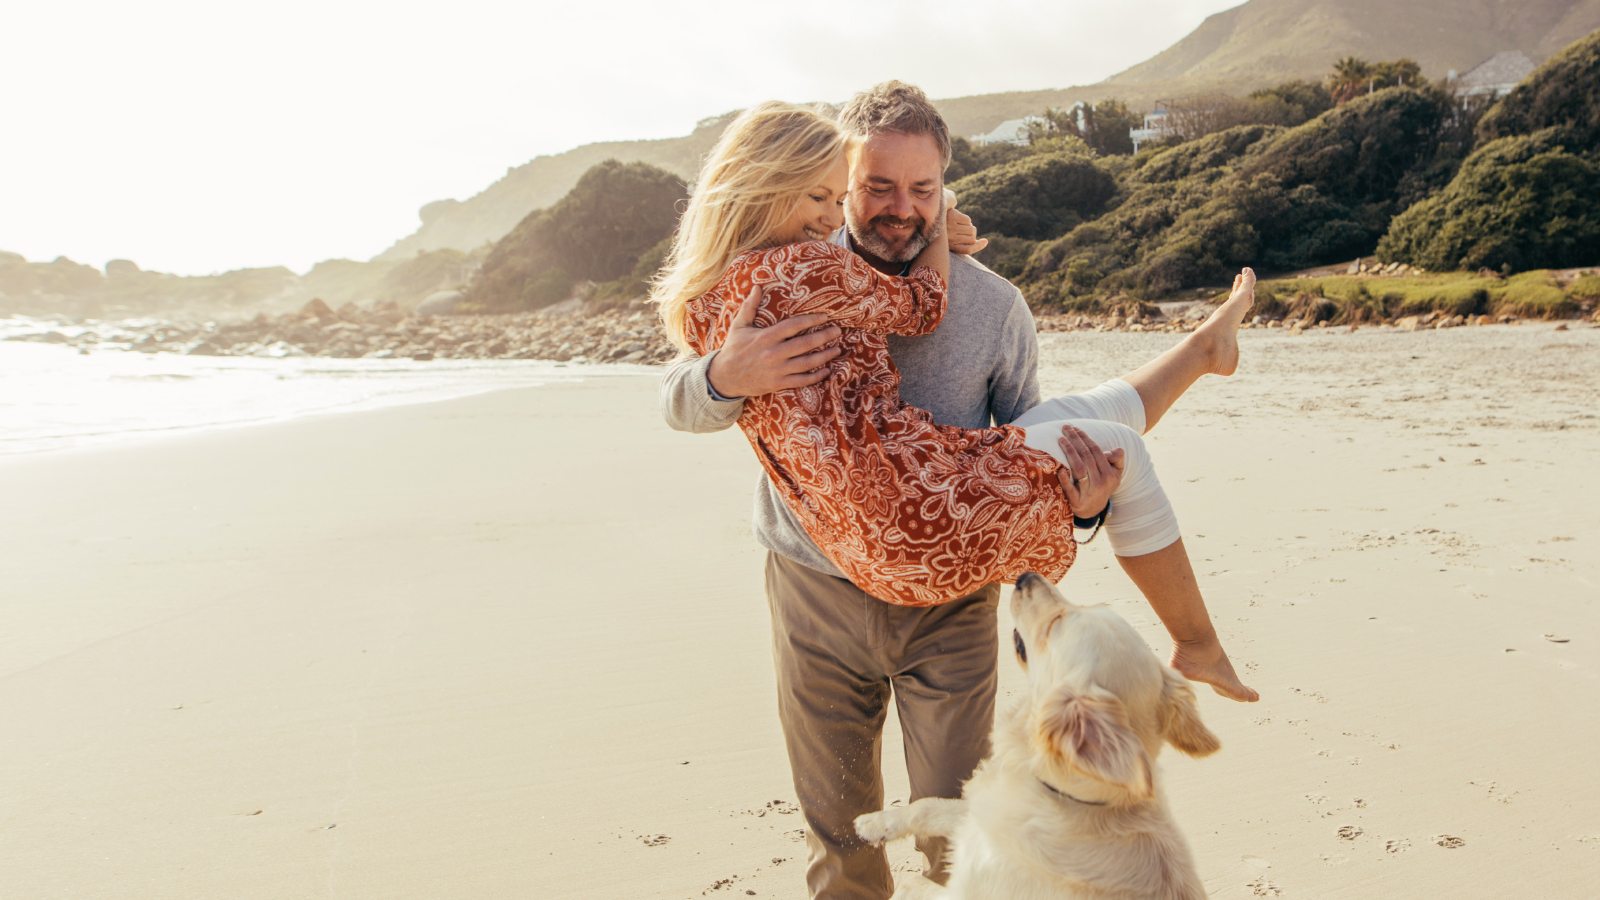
1035,688,1153,798
1161,667,1221,758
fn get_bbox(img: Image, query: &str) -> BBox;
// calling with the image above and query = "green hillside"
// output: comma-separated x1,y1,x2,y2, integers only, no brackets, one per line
375,0,1600,263
376,114,729,262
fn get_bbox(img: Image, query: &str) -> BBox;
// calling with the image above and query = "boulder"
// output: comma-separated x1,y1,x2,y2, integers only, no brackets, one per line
1397,316,1421,332
105,259,140,278
415,291,464,317
299,298,337,322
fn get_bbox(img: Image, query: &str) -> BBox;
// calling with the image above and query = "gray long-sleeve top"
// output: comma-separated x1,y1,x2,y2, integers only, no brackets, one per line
659,245,1042,579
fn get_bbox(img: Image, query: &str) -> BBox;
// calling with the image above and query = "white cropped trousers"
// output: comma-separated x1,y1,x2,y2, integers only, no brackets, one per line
1013,378,1182,558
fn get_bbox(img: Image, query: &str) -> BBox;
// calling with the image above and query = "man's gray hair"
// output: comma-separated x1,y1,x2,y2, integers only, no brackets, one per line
836,80,951,169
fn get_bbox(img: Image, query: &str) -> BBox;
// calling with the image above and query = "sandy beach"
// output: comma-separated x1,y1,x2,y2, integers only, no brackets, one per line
2,321,1597,899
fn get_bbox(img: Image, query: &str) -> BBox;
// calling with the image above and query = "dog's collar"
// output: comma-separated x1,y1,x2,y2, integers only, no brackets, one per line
1039,779,1110,807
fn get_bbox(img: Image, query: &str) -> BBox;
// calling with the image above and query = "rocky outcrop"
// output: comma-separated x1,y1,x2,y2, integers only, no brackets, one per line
5,298,678,365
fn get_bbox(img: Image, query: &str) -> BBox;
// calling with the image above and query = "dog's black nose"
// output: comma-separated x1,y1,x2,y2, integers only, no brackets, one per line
1016,572,1040,589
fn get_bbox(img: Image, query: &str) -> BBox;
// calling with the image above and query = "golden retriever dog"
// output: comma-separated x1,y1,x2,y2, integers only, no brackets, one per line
854,572,1221,899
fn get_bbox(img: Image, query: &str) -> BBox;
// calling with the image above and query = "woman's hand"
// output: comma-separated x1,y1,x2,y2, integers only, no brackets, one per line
1054,424,1122,518
947,207,987,256
945,190,988,256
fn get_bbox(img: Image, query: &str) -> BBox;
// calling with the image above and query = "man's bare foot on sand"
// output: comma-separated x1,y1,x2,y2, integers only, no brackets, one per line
1189,267,1256,377
1171,635,1259,702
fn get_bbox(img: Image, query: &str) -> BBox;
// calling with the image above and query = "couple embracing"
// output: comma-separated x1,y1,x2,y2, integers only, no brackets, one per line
655,81,1259,899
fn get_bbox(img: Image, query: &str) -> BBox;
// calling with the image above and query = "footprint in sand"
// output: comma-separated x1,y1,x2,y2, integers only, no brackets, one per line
1433,835,1466,849
1337,825,1363,840
1246,878,1283,896
1470,780,1517,804
1385,838,1412,854
1305,792,1329,805
639,834,671,847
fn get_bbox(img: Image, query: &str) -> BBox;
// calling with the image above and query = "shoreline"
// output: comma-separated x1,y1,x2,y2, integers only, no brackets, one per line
0,339,661,457
2,323,1597,899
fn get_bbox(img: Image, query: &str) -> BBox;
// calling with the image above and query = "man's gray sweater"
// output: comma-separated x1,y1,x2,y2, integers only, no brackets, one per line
658,245,1042,579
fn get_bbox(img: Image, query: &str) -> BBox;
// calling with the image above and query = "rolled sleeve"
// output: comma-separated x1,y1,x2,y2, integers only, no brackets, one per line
659,350,745,434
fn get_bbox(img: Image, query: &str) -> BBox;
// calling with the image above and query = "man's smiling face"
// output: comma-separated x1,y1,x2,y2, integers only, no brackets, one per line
844,131,947,266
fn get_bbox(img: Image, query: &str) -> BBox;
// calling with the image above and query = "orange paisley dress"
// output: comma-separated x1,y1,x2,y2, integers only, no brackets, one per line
683,240,1076,606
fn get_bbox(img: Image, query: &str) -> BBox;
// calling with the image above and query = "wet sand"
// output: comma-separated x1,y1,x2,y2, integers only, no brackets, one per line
1,321,1596,898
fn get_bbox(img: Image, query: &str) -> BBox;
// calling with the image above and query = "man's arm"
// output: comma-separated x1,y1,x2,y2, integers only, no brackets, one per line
659,351,745,434
658,285,843,434
990,289,1043,427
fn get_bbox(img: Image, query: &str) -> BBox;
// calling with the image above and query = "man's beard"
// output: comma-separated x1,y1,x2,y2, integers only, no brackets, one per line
846,195,947,264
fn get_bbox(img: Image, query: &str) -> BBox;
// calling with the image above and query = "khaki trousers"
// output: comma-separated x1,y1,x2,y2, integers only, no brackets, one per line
765,552,1000,900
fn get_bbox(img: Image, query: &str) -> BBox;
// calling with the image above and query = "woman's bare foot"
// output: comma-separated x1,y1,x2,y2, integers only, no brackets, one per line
1189,267,1256,377
1171,636,1259,702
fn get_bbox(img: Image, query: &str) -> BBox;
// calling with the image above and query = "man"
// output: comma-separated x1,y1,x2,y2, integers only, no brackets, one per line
661,81,1254,899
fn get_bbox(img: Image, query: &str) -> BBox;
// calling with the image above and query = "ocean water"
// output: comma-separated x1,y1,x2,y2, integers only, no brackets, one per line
0,317,657,456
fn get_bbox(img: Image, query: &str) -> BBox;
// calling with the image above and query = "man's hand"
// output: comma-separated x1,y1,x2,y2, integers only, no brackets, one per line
706,284,843,399
946,202,988,256
1053,424,1122,519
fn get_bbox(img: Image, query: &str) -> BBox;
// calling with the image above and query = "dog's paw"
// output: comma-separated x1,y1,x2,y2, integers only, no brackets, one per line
854,809,911,845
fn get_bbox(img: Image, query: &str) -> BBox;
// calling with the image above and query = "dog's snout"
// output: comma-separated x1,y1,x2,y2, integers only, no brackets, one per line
1016,572,1041,590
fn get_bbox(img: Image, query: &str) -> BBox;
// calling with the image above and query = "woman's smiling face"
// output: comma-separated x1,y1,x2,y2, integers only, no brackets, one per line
773,152,848,245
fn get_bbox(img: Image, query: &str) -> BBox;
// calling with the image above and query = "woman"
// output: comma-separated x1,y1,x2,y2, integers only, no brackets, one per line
653,102,1250,665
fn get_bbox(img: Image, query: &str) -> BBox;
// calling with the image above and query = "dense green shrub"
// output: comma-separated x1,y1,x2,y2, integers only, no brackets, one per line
1376,129,1600,272
948,151,1118,241
1014,87,1470,300
970,235,1040,280
944,137,1031,181
468,160,685,312
1247,80,1333,125
595,236,673,301
1130,124,1284,184
1237,86,1458,211
1478,30,1600,149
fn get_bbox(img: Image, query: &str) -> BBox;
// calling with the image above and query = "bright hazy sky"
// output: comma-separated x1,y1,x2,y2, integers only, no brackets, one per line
2,0,1241,276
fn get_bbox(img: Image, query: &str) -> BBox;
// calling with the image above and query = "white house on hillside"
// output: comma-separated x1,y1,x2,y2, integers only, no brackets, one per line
969,117,1041,146
1449,51,1537,99
1129,104,1176,153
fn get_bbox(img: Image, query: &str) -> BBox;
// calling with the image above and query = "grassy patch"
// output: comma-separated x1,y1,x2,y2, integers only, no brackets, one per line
1246,270,1583,322
1489,271,1576,318
1565,274,1600,299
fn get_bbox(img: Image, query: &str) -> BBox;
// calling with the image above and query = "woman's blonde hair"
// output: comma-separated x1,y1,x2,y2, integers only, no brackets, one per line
652,101,846,351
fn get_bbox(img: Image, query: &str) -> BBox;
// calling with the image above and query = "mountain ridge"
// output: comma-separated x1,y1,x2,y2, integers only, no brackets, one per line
376,0,1600,263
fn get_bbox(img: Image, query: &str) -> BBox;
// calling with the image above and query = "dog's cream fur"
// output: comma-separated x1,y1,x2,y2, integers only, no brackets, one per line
854,573,1221,899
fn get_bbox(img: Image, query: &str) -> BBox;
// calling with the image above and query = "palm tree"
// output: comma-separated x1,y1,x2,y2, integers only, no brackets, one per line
1329,56,1373,105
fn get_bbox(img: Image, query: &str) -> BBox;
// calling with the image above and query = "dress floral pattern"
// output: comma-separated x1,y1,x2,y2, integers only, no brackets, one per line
684,240,1075,606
